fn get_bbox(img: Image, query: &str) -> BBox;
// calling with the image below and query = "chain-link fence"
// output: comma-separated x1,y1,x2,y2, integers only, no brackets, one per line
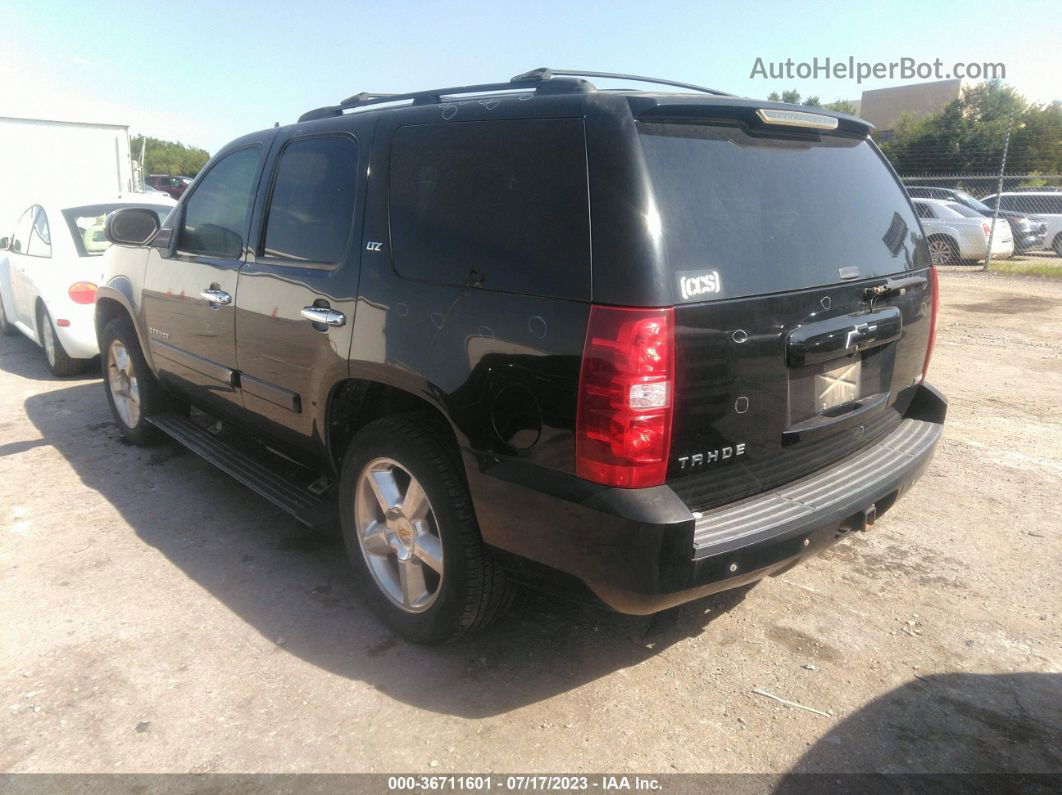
897,174,1062,270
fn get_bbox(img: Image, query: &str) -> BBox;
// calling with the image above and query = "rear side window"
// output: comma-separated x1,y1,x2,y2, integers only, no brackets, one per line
262,135,358,265
178,146,261,259
639,123,929,302
388,119,591,299
996,195,1057,214
27,207,52,258
1028,195,1062,214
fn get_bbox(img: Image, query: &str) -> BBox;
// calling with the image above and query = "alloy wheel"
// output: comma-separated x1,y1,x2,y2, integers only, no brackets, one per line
107,339,141,428
354,457,444,613
928,239,954,266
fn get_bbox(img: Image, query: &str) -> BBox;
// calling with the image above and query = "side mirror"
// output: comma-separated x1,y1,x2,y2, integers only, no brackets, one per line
105,208,160,246
0,236,9,251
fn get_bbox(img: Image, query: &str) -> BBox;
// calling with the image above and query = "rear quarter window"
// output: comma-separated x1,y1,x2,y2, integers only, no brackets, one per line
388,118,591,300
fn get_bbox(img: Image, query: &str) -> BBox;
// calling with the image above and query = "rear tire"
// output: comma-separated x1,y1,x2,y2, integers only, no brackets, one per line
339,414,513,643
38,306,85,377
100,315,171,445
928,236,959,266
1053,234,1062,258
0,293,15,336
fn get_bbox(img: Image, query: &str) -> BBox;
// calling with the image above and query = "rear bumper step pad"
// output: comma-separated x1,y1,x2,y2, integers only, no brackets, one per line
692,417,941,558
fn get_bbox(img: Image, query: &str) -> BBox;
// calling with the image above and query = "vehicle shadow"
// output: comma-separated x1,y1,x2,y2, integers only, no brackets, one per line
0,329,100,381
776,672,1062,783
23,382,749,718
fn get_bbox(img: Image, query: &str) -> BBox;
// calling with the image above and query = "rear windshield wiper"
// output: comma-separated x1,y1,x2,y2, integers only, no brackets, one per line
864,274,928,301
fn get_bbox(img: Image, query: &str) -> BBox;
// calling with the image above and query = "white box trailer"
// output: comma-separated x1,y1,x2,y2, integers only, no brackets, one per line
0,115,134,231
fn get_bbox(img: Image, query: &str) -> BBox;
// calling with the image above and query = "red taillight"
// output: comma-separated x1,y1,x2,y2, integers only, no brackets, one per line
576,305,675,488
981,221,992,237
68,282,97,305
922,267,939,378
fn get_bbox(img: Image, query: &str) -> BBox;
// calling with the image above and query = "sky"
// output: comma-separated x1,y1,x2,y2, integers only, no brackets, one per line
1,0,1059,154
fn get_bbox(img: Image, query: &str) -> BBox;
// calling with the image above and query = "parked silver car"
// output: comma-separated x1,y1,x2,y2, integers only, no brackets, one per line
981,191,1062,256
912,199,1013,265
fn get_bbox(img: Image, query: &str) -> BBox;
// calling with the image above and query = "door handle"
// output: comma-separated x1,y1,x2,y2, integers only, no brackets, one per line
301,306,346,327
200,287,231,305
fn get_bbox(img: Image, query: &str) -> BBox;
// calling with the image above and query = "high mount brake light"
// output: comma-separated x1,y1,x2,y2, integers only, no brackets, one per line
756,108,839,130
68,282,97,305
922,267,939,379
576,305,675,488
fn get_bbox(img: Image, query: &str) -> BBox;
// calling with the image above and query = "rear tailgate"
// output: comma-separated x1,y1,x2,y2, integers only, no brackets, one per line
637,116,935,511
669,275,933,511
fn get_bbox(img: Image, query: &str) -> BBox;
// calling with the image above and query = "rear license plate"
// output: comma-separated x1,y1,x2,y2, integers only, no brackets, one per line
816,356,862,412
788,354,863,424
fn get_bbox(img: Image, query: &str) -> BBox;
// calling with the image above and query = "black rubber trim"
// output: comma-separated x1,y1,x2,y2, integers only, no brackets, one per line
240,372,302,413
148,339,236,387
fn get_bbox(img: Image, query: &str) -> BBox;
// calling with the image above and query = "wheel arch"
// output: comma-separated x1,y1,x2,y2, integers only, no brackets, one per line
926,231,959,246
94,281,156,372
324,375,464,473
33,295,46,341
33,295,62,345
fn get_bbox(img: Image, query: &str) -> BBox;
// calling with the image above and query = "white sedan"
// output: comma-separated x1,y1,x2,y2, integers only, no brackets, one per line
0,195,174,375
912,198,1013,265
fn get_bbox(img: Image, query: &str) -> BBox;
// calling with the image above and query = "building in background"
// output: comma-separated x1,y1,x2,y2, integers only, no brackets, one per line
0,116,133,230
857,79,966,137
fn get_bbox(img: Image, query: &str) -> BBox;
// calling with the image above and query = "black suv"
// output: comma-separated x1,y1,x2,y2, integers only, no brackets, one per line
97,69,946,643
905,185,1046,253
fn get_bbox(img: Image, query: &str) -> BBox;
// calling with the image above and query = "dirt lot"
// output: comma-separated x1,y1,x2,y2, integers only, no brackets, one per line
1,271,1060,775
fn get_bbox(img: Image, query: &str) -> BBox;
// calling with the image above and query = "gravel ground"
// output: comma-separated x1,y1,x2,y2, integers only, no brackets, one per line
0,271,1059,775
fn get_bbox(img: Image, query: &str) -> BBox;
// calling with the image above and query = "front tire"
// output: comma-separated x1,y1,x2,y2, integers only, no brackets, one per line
339,414,513,643
100,316,170,445
38,307,85,377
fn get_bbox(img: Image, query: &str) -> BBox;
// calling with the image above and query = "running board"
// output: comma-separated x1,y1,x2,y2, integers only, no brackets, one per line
147,412,338,531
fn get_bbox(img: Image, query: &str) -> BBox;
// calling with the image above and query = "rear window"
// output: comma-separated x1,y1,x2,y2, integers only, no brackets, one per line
388,119,591,299
639,123,928,302
945,202,982,218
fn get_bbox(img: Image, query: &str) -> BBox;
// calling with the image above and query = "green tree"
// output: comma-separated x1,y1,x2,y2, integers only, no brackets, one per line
132,136,211,178
878,81,1061,175
766,89,823,108
825,99,857,114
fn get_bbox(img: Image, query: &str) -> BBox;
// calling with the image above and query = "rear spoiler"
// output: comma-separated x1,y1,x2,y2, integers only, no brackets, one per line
629,96,873,138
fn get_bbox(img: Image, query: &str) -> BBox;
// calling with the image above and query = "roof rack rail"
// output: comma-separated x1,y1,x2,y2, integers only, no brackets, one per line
298,76,593,122
511,67,733,97
297,68,732,123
